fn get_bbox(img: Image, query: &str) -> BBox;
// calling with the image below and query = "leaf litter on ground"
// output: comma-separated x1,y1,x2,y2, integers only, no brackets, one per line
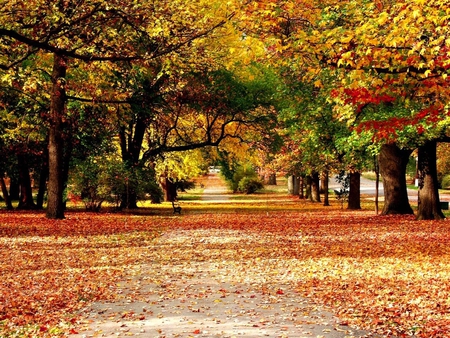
1,204,450,337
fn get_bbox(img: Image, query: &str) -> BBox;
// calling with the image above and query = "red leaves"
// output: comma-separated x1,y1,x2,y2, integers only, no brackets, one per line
1,206,450,336
343,87,396,113
355,104,445,141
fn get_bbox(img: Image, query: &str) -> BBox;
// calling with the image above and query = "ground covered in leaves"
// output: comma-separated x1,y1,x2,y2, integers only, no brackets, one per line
1,198,450,337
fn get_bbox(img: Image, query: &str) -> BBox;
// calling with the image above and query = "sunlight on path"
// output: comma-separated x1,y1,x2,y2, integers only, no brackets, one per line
71,229,376,338
201,173,230,202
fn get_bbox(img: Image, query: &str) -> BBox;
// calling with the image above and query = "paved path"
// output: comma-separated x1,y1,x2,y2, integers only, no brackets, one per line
201,173,230,202
70,174,379,338
330,175,450,204
71,230,377,338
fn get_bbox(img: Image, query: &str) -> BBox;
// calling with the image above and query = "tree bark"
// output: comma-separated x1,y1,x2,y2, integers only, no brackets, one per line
0,177,13,210
46,53,67,219
374,157,380,215
347,170,361,210
164,178,178,202
287,175,294,194
311,171,321,202
378,143,414,215
267,173,276,185
305,175,312,201
9,176,19,200
17,154,37,210
299,176,304,199
323,170,330,206
417,140,445,220
292,176,300,195
36,151,48,210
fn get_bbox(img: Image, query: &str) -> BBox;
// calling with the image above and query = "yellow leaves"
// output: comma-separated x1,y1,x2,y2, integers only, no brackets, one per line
377,12,389,25
412,9,421,19
313,79,323,88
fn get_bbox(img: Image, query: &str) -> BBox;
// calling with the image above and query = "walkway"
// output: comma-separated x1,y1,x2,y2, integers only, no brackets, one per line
70,174,379,338
200,173,230,202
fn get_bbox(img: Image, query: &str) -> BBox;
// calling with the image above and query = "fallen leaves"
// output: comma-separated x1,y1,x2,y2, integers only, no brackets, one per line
1,206,450,336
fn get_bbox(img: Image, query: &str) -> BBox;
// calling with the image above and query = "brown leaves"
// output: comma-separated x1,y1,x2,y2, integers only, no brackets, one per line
1,207,450,336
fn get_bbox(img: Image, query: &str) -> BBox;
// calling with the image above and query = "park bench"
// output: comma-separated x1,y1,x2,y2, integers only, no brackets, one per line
172,200,182,214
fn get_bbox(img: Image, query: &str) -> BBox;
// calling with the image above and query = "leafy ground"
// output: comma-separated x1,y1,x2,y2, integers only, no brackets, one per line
1,178,450,337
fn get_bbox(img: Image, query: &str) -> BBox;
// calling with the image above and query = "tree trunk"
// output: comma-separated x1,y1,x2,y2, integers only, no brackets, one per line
0,177,13,210
311,171,321,202
46,53,67,219
287,175,294,195
120,179,139,209
267,173,276,185
374,157,380,215
347,170,361,210
323,170,330,206
292,176,300,195
9,176,19,200
378,143,414,215
17,154,37,210
305,175,312,201
417,140,445,220
165,178,178,202
299,176,304,199
36,153,48,210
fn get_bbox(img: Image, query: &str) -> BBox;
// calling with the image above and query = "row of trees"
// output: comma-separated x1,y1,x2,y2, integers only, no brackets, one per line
250,0,450,220
1,0,450,220
0,0,277,218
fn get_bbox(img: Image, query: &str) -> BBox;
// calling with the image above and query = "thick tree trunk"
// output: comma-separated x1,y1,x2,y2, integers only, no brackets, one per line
347,171,361,210
118,116,148,209
378,143,414,215
46,54,67,219
287,175,294,194
305,175,312,200
17,154,37,210
0,177,13,210
293,176,300,195
267,173,276,185
120,186,139,209
9,176,19,200
311,171,321,202
323,170,330,206
417,140,445,220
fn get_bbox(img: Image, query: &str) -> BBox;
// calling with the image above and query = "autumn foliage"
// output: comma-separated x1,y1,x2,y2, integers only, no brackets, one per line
1,200,450,336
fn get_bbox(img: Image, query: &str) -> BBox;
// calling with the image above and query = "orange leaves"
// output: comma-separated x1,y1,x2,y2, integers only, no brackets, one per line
1,207,450,336
0,211,161,336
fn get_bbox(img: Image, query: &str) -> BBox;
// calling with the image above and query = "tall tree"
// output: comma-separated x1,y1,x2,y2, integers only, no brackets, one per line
0,0,234,218
250,0,450,219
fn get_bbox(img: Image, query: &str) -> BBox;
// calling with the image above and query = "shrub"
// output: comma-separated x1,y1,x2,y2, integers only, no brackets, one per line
69,157,163,211
441,174,450,189
237,177,264,194
69,158,113,211
221,163,264,194
176,179,196,192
